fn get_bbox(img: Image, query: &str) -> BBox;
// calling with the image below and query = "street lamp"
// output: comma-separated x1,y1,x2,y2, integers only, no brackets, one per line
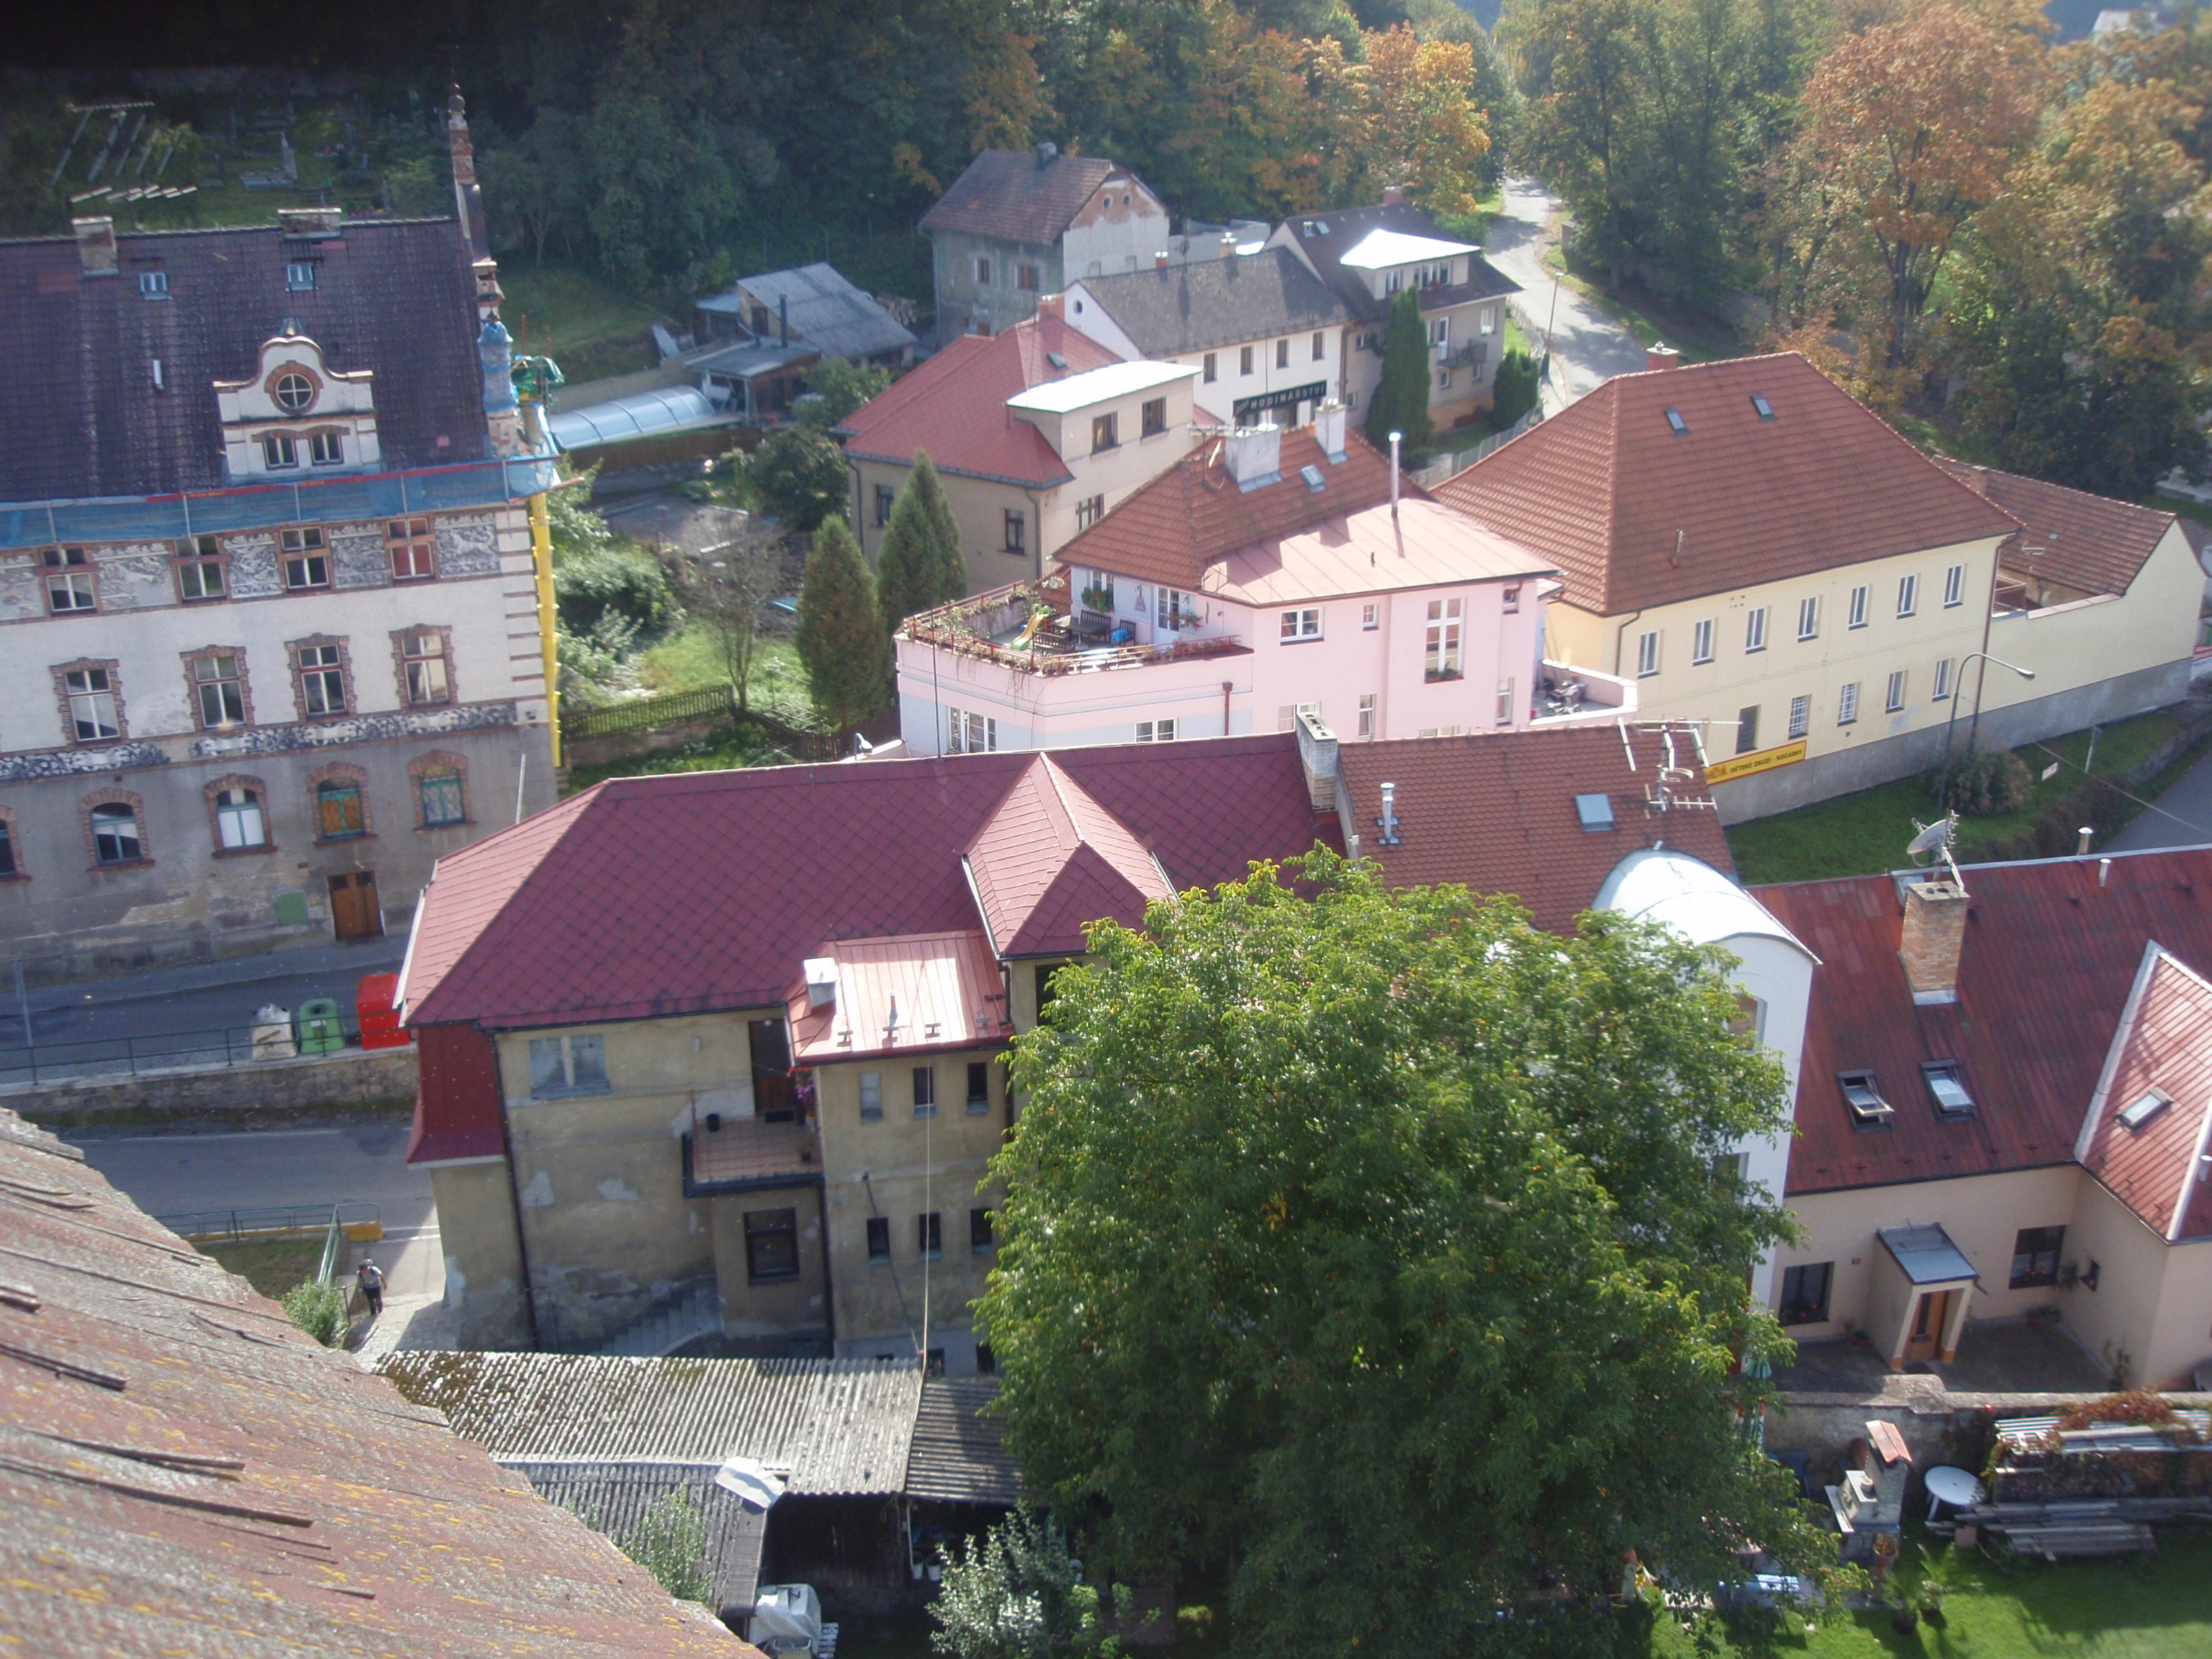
1940,650,2036,804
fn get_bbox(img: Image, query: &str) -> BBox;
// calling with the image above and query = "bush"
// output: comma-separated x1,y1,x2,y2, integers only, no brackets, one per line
1930,747,2031,817
1491,347,1539,428
930,1509,1113,1659
752,426,851,531
555,544,678,640
282,1280,349,1347
619,1488,711,1606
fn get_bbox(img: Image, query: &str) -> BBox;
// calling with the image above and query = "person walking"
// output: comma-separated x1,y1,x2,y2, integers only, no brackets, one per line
356,1256,385,1319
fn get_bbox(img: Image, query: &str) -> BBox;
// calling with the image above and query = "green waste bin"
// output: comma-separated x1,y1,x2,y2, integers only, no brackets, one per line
296,997,346,1056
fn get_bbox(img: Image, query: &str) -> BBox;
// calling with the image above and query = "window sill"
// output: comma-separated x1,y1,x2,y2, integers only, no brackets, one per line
0,873,28,883
1424,672,1464,685
417,819,473,833
529,1085,612,1102
1280,636,1323,646
913,1107,938,1120
68,737,127,748
868,1257,891,1268
747,1270,801,1285
298,712,354,724
966,1103,989,1115
404,700,455,713
212,843,279,858
91,858,156,873
313,832,375,847
391,572,438,583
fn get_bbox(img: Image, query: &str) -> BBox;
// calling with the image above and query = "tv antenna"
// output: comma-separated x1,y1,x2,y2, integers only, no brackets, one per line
1907,812,1964,888
1638,722,1714,813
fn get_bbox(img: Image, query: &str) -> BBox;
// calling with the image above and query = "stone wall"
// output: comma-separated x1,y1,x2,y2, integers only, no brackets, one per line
4,1045,418,1124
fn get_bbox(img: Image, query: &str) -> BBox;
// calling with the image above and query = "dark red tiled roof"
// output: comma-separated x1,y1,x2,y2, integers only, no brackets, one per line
918,149,1125,245
1434,354,2022,615
1753,848,2212,1197
1931,456,2177,597
0,1109,742,1657
839,314,1120,485
2080,945,2212,1241
1337,725,1735,935
404,737,1339,1033
964,754,1173,958
1055,426,1401,592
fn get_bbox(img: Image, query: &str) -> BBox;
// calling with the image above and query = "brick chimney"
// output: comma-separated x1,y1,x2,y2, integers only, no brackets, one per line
1035,292,1064,320
1154,250,1169,270
1381,184,1405,206
1645,342,1681,372
73,216,118,277
1899,877,1969,1004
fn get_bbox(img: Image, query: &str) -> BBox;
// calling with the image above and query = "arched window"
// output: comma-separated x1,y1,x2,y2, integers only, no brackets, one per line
418,766,464,827
215,787,266,850
316,781,364,840
91,803,143,865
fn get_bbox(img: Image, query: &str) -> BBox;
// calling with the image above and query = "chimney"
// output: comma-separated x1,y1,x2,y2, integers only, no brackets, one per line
1295,709,1339,812
2077,826,2093,855
1314,399,1347,463
1645,341,1681,372
277,206,342,238
1381,184,1405,207
446,85,487,255
1223,421,1282,490
1035,292,1064,320
804,957,838,1010
1035,140,1058,168
1899,876,1969,1004
73,216,118,277
1388,429,1402,521
1154,250,1169,270
1377,782,1402,845
1218,230,1237,261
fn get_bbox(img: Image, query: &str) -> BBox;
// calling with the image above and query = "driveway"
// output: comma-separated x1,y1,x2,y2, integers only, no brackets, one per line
1480,177,1649,412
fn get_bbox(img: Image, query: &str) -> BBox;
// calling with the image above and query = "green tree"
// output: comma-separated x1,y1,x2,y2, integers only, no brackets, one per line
795,518,887,734
797,359,895,430
930,1509,1115,1659
752,426,853,532
1364,288,1435,457
1490,345,1541,426
619,1488,711,1606
980,850,1816,1655
281,1280,349,1348
876,452,968,636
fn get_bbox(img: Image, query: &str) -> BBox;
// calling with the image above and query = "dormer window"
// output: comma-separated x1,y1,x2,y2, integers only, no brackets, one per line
1923,1061,1974,1118
1840,1070,1893,1127
274,373,315,413
310,432,343,466
262,435,298,469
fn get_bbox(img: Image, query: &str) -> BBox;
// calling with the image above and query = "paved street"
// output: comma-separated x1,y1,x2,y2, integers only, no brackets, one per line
2101,733,2212,853
1480,177,1649,413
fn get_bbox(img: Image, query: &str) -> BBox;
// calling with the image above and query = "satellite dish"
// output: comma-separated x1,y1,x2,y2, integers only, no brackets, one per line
1906,814,1957,863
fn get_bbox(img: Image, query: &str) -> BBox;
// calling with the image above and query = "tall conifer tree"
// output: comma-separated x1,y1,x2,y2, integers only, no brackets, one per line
795,517,886,735
1364,288,1434,458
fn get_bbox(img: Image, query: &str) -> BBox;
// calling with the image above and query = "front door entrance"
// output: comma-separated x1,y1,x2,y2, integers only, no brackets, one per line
1905,1290,1955,1362
329,871,382,940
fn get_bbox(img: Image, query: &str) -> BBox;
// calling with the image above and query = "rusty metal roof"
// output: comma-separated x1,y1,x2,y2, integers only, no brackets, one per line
904,1377,1020,1506
0,1107,743,1656
382,1353,924,1496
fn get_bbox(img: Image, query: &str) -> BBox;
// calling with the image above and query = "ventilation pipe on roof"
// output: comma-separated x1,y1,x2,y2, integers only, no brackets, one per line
1377,781,1402,845
2100,858,2113,888
1389,430,1402,523
2079,826,2094,856
804,957,838,1010
1382,184,1405,207
1036,141,1058,167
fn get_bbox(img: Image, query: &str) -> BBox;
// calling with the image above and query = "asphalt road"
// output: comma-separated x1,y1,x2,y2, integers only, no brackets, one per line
67,1121,433,1236
2101,735,2212,853
1480,177,1650,412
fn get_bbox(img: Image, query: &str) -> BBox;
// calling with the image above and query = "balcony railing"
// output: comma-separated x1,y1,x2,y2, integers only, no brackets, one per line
903,577,1246,678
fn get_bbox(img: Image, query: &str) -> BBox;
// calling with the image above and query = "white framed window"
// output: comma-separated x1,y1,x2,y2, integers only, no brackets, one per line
1897,574,1918,617
1886,670,1907,712
280,529,328,589
1691,619,1714,665
1838,682,1859,724
66,668,120,740
1495,677,1515,725
273,373,314,413
1280,607,1322,641
1358,693,1376,738
1797,596,1820,641
1240,345,1254,376
43,547,95,613
401,631,451,706
296,644,347,716
1735,705,1761,755
1156,588,1194,631
90,802,143,864
1480,306,1496,335
309,431,343,466
966,711,997,752
1428,317,1451,348
1312,331,1326,361
1932,657,1954,700
1848,585,1869,629
192,653,246,729
215,787,266,850
974,256,992,285
1277,338,1290,369
138,269,168,297
1502,584,1519,613
1636,629,1660,678
528,1033,608,1098
1437,368,1453,391
1278,702,1320,732
1136,719,1177,742
1362,603,1379,630
1788,696,1810,739
1943,564,1965,608
1745,607,1768,653
1425,599,1464,681
262,434,299,469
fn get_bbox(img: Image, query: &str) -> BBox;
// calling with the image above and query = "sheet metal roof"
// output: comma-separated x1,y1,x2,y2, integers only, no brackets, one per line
904,1377,1020,1505
506,1460,768,1617
786,930,1010,1063
0,217,488,501
1878,1223,1980,1285
1005,358,1197,414
383,1354,923,1496
0,1107,740,1657
963,753,1175,959
549,385,727,449
706,264,916,361
1435,354,2023,616
1338,228,1481,269
919,150,1128,246
1069,247,1357,358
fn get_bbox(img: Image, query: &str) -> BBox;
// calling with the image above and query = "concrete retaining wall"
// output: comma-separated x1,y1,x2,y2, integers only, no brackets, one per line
4,1045,418,1123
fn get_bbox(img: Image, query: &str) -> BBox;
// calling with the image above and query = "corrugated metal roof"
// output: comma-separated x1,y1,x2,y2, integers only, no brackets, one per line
549,385,726,450
506,1460,768,1617
904,1378,1020,1505
709,265,915,362
383,1353,923,1496
0,1107,742,1656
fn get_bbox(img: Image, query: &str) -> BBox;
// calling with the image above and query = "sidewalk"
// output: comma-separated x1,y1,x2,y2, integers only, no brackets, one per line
24,934,407,1013
1480,177,1648,415
347,1219,452,1362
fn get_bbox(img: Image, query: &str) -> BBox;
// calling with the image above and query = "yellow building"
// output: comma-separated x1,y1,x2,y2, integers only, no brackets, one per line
1439,353,2201,822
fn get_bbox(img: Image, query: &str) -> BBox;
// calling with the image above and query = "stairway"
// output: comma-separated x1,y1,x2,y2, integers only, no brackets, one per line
586,1279,724,1357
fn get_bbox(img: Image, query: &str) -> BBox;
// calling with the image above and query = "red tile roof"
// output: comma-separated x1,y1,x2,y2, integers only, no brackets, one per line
2078,945,2212,1241
1433,354,2023,615
1055,426,1403,591
1930,456,2177,597
0,1109,742,1657
917,149,1127,245
1753,848,2212,1197
403,737,1338,1034
1336,724,1735,935
839,314,1120,486
964,753,1174,958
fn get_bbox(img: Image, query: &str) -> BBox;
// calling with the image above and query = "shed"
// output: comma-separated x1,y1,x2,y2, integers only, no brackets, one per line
505,1459,770,1622
696,264,917,364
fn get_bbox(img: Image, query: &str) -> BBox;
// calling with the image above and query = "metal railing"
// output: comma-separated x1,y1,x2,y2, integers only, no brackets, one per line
318,1205,344,1284
0,1016,361,1089
564,681,735,742
158,1201,381,1245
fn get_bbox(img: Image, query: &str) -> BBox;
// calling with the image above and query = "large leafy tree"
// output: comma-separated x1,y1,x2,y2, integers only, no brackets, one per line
876,451,968,635
981,851,1815,1656
794,517,887,734
1364,287,1435,457
752,426,853,532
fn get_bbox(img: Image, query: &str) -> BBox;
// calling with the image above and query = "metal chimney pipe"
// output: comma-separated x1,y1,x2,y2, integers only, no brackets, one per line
2078,826,2093,856
2100,858,2113,888
779,294,788,348
1389,430,1401,523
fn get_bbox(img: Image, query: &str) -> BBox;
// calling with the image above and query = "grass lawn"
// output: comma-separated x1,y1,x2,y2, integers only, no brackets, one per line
562,721,787,792
1726,709,2197,886
194,1236,325,1300
498,261,673,385
636,629,806,704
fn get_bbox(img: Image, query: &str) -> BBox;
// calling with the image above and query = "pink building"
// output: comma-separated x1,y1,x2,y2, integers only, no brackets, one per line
896,406,1632,755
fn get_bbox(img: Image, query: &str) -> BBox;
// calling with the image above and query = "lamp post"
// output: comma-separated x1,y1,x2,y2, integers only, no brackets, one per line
1941,650,2036,804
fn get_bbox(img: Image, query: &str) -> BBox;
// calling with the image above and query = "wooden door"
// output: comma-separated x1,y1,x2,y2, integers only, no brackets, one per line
329,871,382,940
1905,1290,1954,1362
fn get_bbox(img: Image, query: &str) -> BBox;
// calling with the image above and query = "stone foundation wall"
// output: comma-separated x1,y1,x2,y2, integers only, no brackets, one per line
4,1045,418,1123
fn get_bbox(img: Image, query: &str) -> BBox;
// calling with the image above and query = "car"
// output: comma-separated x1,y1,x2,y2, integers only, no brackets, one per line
765,595,799,621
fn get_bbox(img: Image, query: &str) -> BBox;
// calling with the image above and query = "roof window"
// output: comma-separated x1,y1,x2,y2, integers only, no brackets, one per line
1574,793,1615,832
1750,393,1774,420
1923,1061,1974,1118
1664,408,1689,436
2118,1088,2172,1132
1046,351,1067,370
1840,1070,1893,1127
138,269,168,299
1299,464,1325,493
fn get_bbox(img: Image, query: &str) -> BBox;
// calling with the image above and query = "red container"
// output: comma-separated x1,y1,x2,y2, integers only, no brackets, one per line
357,971,411,1050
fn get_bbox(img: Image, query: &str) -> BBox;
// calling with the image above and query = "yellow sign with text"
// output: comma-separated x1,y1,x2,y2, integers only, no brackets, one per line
1706,738,1809,786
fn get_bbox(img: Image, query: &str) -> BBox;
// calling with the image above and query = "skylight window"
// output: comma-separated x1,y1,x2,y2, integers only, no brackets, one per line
1046,351,1068,370
2118,1089,2171,1132
1664,407,1688,435
1574,793,1615,832
1923,1061,1974,1118
1840,1070,1893,1126
1750,393,1774,421
1299,464,1325,493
